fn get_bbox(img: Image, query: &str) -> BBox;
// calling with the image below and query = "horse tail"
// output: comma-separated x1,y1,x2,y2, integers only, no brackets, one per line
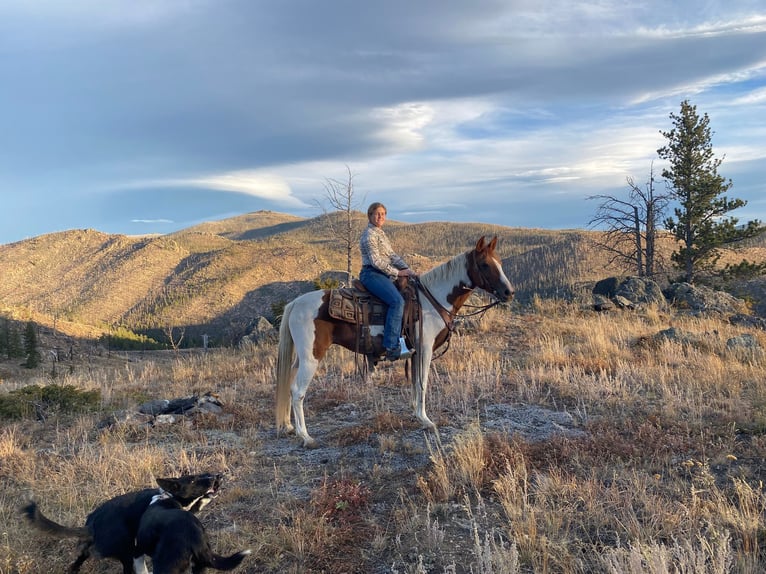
275,299,296,432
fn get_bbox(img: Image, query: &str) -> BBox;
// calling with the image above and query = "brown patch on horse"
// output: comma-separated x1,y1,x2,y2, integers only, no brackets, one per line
312,292,335,360
313,290,374,359
445,236,508,309
473,237,506,295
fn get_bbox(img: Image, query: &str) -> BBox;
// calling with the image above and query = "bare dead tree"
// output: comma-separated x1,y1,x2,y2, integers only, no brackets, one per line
588,164,669,277
164,324,185,352
315,165,365,284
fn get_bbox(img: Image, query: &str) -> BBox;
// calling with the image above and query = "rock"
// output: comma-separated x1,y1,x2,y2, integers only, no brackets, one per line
726,334,761,351
665,282,746,315
97,410,154,429
241,316,277,347
317,270,350,287
592,276,665,311
593,294,615,312
614,276,666,307
653,327,702,346
481,404,586,441
731,277,766,317
593,277,624,298
729,313,766,330
155,414,178,425
613,295,635,309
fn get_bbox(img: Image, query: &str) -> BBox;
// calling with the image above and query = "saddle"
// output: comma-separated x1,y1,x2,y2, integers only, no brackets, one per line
327,276,420,357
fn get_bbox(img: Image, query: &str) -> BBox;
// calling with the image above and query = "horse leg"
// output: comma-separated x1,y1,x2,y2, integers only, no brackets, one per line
411,349,438,433
291,356,320,448
363,354,377,384
282,362,297,434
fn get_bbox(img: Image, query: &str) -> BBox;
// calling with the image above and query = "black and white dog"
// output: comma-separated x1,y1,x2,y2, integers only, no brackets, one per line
136,479,251,573
22,472,222,574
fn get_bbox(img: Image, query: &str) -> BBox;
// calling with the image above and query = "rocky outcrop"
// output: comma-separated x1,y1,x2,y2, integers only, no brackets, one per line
593,276,666,311
664,282,746,315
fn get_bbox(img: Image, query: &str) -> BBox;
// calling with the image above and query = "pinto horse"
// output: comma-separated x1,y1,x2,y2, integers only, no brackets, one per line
275,236,514,447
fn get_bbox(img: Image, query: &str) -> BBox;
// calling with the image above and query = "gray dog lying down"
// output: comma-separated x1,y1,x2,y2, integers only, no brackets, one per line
22,473,225,574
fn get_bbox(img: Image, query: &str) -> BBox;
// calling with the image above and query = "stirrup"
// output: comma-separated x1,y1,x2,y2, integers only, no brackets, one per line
398,337,412,360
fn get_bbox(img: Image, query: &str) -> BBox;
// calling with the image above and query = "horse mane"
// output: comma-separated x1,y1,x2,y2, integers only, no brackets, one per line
419,250,469,290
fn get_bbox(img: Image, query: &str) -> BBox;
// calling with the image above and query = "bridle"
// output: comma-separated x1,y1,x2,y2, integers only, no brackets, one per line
410,251,508,359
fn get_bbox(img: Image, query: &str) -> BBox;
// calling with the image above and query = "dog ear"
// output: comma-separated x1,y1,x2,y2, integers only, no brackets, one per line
155,477,181,494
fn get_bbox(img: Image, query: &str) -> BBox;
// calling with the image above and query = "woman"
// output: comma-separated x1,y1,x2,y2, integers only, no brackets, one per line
359,202,415,361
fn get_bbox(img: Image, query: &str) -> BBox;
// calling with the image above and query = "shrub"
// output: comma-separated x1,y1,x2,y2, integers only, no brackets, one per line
0,384,101,420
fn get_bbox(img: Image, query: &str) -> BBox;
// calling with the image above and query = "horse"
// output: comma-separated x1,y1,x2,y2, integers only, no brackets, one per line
275,236,514,448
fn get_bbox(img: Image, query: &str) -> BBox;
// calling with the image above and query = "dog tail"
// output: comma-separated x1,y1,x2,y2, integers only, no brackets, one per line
21,501,89,539
208,548,251,570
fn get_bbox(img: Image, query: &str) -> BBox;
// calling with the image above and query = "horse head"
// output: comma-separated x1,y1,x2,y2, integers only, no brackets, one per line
469,236,514,302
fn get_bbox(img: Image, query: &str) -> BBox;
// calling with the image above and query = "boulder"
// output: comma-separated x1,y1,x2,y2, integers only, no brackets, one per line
726,333,761,352
653,327,702,346
665,283,746,315
730,313,766,330
241,316,277,346
592,276,665,311
593,294,615,312
614,276,666,307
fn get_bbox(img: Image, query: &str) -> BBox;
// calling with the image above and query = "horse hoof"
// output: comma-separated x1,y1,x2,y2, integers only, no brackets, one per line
303,438,319,449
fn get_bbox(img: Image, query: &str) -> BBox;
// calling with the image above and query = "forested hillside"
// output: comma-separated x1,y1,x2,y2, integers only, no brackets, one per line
0,210,762,347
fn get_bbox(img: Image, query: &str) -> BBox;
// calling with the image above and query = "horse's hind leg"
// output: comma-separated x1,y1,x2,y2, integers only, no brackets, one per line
291,356,320,448
281,361,298,435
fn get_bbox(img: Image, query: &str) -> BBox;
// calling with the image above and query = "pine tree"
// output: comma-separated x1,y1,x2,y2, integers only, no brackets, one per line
658,100,763,283
7,323,23,359
23,321,41,368
0,317,7,357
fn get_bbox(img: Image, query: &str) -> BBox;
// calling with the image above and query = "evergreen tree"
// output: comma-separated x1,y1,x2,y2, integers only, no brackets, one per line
7,323,23,359
23,321,41,368
0,318,7,357
658,100,763,283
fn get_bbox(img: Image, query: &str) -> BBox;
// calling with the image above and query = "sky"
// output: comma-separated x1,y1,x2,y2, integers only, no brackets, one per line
1,0,765,245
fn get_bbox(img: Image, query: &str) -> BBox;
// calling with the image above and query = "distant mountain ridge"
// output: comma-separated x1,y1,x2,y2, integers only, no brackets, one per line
2,210,763,347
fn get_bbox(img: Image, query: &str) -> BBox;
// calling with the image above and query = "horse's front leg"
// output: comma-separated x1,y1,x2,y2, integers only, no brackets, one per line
411,349,437,433
292,358,319,448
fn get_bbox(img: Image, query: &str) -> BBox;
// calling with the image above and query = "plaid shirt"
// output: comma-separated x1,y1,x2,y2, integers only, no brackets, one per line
359,223,408,279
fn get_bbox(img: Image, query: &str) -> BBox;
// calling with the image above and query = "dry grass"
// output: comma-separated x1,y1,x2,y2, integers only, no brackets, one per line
4,300,766,573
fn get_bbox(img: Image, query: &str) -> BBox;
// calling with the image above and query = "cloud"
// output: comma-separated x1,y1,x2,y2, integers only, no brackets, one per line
131,218,174,224
1,1,765,243
156,171,311,209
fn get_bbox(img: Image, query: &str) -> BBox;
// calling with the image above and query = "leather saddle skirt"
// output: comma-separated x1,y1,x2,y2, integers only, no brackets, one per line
328,278,419,327
328,285,387,325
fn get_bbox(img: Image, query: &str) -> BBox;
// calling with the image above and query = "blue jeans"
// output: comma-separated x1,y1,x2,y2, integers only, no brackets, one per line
360,266,404,351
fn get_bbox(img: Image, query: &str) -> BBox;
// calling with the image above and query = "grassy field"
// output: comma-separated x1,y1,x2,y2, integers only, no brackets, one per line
2,296,766,573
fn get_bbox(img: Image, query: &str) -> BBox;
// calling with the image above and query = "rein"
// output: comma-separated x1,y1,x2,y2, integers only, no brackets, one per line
412,277,504,360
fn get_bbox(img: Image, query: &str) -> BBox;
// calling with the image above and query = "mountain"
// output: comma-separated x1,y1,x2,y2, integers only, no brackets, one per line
1,210,763,348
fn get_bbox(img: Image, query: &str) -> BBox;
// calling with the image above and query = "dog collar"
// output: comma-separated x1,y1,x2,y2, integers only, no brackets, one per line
149,488,173,506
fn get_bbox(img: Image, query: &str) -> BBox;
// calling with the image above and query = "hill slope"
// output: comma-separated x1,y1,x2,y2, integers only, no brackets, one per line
1,210,762,346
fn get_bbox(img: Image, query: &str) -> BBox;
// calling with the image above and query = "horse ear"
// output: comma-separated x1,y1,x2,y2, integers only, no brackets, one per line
488,236,498,252
475,236,487,252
